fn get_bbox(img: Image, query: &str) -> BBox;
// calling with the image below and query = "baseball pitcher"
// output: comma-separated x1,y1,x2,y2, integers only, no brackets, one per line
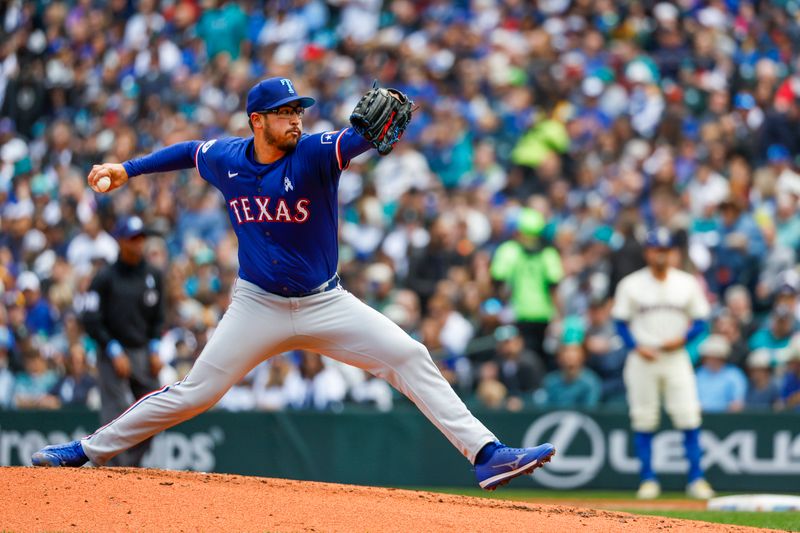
32,77,554,490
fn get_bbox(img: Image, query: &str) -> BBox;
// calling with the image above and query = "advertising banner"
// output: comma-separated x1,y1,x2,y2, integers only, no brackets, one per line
2,408,798,491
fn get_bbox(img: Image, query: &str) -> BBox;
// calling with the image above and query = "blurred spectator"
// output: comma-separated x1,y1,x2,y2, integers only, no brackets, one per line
723,285,758,342
406,218,466,310
686,161,729,219
196,0,248,60
65,213,118,272
711,310,751,370
425,289,474,361
695,335,747,413
490,325,545,398
782,338,800,412
707,196,764,297
254,355,296,411
608,214,646,295
361,263,396,312
474,374,512,411
350,370,394,412
491,208,563,358
748,305,797,362
533,343,601,408
285,352,347,411
0,328,14,409
46,344,99,409
775,194,800,252
464,297,506,362
18,271,58,338
3,291,28,371
744,349,782,411
13,353,59,409
184,247,222,305
583,296,627,405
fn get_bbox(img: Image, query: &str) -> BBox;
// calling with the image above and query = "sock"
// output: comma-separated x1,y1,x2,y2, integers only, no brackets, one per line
633,431,655,481
475,441,502,465
684,428,703,482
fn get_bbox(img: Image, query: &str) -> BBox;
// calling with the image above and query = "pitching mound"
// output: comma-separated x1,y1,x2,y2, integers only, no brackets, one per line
0,467,773,532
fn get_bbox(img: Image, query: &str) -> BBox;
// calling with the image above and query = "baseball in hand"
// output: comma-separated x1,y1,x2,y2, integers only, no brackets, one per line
97,176,111,192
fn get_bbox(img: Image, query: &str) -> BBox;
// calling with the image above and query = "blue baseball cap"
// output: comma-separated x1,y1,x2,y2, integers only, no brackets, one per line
644,227,674,248
734,92,755,111
246,77,316,115
113,215,147,239
767,144,791,163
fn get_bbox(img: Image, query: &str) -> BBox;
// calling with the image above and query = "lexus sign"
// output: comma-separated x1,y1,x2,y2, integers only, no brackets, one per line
521,410,800,489
522,411,605,489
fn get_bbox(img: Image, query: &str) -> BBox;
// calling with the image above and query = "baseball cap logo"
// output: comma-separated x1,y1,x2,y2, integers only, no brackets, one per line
281,79,295,94
246,77,315,115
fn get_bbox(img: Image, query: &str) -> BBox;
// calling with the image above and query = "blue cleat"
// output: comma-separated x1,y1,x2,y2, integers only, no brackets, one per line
475,443,556,490
31,440,89,467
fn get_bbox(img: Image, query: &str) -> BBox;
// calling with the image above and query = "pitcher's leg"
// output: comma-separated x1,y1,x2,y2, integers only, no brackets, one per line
82,284,292,465
299,291,496,462
120,351,163,467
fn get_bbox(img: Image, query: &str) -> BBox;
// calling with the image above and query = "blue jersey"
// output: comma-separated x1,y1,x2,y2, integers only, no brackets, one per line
123,128,371,296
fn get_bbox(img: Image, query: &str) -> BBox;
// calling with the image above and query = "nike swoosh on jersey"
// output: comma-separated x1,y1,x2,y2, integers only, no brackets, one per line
228,171,239,178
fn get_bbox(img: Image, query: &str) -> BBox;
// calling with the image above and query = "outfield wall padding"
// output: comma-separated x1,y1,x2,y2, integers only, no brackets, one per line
2,407,798,491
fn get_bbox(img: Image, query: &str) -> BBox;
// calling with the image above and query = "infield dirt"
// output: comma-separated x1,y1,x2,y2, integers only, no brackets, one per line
0,467,779,532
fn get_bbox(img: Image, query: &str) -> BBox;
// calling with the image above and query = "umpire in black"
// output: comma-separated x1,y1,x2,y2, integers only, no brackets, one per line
81,215,164,466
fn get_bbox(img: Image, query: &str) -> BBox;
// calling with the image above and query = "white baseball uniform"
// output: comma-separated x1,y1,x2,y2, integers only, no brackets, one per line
612,267,710,432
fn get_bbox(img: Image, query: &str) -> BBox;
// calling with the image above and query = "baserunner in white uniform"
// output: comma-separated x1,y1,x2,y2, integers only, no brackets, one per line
31,77,555,491
612,227,714,500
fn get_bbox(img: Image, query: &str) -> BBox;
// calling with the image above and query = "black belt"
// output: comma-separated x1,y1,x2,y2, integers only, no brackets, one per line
287,274,341,298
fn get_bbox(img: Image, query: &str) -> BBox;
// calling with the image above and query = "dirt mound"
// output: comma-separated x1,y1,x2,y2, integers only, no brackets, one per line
0,467,773,532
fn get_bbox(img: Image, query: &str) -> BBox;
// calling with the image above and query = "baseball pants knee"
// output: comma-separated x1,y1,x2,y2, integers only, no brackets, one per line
82,281,296,465
294,288,497,462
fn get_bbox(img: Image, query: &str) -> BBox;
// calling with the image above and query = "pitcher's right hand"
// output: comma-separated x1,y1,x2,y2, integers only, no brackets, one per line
88,163,128,193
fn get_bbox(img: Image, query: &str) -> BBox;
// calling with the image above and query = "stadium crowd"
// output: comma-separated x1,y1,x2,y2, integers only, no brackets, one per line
2,0,800,414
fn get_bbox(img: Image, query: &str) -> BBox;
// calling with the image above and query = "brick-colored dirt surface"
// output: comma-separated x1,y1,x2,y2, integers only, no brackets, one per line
0,467,777,532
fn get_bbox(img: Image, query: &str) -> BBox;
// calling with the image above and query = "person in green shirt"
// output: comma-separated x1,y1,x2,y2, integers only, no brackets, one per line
491,208,563,359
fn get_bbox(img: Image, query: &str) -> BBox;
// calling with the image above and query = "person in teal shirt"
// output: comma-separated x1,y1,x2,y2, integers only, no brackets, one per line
196,1,248,60
533,343,601,408
13,353,59,408
748,304,797,364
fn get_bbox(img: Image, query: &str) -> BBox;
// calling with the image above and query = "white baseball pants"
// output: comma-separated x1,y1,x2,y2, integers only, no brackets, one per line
623,349,702,432
82,279,497,465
